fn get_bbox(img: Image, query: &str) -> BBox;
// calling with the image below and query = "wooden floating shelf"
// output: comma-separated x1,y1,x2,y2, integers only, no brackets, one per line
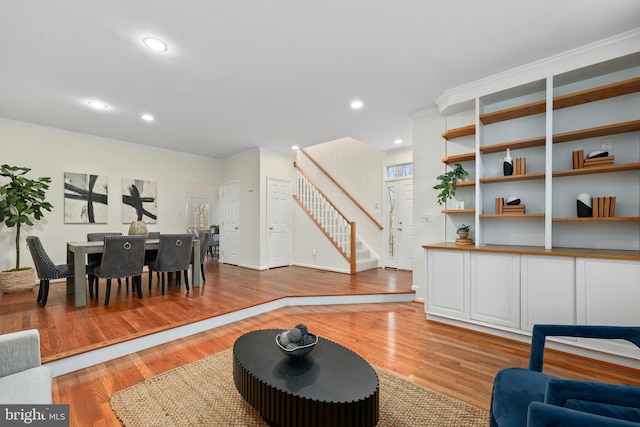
442,208,476,214
455,180,476,188
479,77,640,126
480,172,545,184
442,124,476,140
442,152,476,164
553,163,640,177
480,213,545,218
554,76,640,110
553,217,640,222
553,119,640,144
480,137,545,154
480,100,545,125
480,119,640,154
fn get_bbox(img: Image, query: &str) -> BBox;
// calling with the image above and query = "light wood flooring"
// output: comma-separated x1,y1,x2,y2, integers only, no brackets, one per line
2,258,640,427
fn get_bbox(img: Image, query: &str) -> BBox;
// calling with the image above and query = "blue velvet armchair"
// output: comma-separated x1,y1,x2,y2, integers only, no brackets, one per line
490,325,640,426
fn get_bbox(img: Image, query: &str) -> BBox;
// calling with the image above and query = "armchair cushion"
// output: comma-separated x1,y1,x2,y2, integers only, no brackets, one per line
491,367,553,426
528,402,640,427
0,329,52,404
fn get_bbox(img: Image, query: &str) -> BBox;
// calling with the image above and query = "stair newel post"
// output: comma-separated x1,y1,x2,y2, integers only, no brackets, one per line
350,221,357,275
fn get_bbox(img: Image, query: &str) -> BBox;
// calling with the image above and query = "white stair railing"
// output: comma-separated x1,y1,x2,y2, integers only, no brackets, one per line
293,162,356,273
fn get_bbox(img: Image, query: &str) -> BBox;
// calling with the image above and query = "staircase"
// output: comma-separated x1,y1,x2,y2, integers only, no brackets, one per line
354,239,379,273
294,163,379,274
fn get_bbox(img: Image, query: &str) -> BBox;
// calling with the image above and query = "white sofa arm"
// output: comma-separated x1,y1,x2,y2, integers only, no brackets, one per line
0,329,42,378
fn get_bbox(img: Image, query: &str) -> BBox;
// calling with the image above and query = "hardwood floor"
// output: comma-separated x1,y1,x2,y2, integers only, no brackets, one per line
3,258,640,427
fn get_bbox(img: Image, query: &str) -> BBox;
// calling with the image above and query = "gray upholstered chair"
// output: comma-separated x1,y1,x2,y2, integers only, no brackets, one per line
92,235,146,305
26,236,75,307
186,229,209,283
208,225,219,257
147,234,193,295
0,329,52,404
87,232,122,298
143,231,161,279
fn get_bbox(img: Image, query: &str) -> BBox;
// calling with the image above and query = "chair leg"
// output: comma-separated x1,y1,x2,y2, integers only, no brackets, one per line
201,263,205,283
184,270,190,291
161,273,166,295
148,268,153,291
37,280,44,303
105,279,112,305
135,276,143,299
41,280,50,307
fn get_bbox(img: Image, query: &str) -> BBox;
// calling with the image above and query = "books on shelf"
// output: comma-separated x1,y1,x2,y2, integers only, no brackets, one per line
495,197,526,215
514,157,526,175
573,149,615,169
592,196,616,218
584,156,614,167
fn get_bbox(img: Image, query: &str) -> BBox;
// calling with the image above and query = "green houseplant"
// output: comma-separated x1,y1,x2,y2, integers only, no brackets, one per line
433,163,469,205
456,224,470,238
0,164,53,292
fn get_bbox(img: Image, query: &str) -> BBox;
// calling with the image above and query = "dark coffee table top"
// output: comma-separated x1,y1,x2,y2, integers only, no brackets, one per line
233,328,379,427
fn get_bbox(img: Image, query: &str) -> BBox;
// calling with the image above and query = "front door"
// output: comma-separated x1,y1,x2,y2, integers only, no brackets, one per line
385,178,414,270
220,181,240,266
267,178,292,268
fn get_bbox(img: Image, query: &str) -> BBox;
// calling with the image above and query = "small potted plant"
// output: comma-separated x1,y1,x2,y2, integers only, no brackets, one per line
0,164,53,293
456,224,470,239
433,163,469,205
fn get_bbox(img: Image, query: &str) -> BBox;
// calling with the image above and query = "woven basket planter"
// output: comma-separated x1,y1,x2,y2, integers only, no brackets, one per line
0,268,36,293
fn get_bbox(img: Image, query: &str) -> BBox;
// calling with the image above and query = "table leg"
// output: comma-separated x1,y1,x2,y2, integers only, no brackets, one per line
192,240,201,287
73,246,87,307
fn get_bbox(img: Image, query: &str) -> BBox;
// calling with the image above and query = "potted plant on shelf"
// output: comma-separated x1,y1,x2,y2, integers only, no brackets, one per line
456,224,470,239
433,163,469,205
0,164,53,293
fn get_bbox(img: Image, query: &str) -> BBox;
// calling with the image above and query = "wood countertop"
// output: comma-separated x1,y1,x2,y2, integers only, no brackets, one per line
422,242,640,261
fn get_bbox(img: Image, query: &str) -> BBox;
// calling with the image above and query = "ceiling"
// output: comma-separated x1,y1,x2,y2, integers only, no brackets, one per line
1,1,639,159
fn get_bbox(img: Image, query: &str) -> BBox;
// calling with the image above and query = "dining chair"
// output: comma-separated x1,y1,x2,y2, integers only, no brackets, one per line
87,232,122,298
208,225,219,257
147,234,193,295
490,324,640,426
185,229,209,284
26,236,76,307
92,235,146,305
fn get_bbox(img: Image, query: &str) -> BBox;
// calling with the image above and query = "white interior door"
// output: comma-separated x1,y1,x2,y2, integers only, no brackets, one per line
267,178,291,268
220,181,240,265
385,178,413,270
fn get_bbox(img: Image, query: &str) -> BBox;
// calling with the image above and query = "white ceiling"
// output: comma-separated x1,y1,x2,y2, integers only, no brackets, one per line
1,1,639,159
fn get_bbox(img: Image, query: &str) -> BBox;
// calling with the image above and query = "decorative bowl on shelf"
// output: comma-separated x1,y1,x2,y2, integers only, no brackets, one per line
276,333,318,359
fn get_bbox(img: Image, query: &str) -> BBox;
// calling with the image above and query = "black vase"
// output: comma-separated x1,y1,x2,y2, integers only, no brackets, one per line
502,149,513,176
577,193,592,218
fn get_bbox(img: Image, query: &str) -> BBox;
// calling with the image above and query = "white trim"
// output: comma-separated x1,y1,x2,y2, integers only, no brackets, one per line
436,28,640,114
45,292,415,377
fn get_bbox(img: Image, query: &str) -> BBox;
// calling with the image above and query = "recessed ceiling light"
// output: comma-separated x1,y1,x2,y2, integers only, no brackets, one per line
141,114,154,122
350,100,364,110
88,100,108,110
394,139,403,145
291,145,299,150
143,37,167,52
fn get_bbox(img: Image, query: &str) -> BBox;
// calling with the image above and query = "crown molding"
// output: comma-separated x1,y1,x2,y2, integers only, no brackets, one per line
436,28,640,115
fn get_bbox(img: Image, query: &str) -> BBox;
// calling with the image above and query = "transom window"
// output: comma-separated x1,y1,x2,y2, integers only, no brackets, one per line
386,163,412,179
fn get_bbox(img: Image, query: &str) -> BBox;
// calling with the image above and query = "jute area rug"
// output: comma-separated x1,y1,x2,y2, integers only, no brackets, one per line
110,348,488,426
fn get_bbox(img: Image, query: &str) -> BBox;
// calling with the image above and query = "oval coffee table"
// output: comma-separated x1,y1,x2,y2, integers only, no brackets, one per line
233,329,379,427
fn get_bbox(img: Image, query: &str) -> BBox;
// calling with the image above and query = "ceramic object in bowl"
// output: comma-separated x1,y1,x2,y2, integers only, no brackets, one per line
276,333,318,358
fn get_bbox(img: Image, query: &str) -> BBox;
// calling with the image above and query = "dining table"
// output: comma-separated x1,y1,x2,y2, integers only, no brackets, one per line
66,238,201,307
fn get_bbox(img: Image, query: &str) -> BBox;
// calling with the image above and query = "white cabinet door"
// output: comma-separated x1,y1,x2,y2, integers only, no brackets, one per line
470,252,520,328
521,255,576,332
576,258,640,358
426,249,470,319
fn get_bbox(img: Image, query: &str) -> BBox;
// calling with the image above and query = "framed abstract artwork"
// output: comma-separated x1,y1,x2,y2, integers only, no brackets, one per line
64,172,108,224
122,178,157,224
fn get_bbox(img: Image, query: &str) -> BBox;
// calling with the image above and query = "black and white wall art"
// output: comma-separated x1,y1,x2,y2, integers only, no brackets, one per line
64,172,109,223
122,178,157,223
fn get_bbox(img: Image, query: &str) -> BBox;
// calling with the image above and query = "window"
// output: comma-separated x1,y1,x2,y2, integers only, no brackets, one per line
386,163,412,179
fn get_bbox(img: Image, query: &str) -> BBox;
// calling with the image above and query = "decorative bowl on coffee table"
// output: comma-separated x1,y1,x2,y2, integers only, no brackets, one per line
276,333,318,358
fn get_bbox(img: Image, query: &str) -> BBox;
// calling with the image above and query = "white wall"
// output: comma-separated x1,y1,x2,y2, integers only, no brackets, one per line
411,114,446,301
0,119,221,272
